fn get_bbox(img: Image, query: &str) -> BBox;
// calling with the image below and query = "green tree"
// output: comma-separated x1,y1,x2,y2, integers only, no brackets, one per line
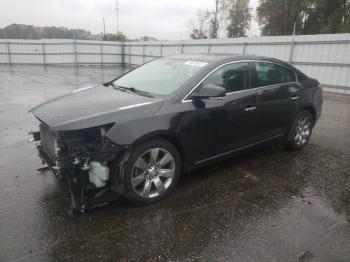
224,0,252,37
43,27,92,39
3,24,40,39
103,32,127,41
140,36,159,41
257,0,350,36
257,0,310,35
189,10,211,39
43,27,73,39
209,0,221,38
303,0,350,34
189,0,252,39
1,24,93,39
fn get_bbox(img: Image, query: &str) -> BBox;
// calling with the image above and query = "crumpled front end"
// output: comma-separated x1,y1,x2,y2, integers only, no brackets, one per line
30,122,124,212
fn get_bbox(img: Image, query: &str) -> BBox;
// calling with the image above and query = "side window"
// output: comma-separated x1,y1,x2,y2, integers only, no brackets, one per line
201,62,249,93
254,62,296,87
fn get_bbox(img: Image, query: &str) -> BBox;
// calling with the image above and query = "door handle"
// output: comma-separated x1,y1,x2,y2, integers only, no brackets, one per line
245,106,256,112
290,96,299,101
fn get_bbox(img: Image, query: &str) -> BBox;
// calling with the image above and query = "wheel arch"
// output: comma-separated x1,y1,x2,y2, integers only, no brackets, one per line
108,130,186,195
302,104,316,126
131,131,186,165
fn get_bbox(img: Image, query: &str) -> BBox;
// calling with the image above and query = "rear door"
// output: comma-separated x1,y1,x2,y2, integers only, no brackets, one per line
251,62,301,139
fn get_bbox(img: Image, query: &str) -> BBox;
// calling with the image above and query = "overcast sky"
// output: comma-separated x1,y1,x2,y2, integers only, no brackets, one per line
0,0,259,40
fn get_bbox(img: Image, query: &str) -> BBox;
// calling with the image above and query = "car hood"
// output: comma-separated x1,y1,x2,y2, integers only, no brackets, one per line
30,85,163,131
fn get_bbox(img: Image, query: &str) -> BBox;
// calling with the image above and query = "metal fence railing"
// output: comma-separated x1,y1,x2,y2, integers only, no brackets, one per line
0,39,123,65
0,33,349,91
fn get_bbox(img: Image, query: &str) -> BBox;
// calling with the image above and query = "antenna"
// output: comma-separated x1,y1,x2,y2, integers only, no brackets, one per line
116,0,119,34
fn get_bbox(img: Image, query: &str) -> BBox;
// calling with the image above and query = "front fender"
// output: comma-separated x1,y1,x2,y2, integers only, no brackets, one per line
105,114,176,146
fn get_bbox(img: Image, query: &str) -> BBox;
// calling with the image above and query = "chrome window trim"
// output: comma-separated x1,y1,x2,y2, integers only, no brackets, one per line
195,133,284,165
181,60,298,103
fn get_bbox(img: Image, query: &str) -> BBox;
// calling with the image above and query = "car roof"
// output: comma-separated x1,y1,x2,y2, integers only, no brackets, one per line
165,53,301,76
166,53,277,64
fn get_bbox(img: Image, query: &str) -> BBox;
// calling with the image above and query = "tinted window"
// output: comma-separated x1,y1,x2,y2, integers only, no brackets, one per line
201,62,249,93
254,62,296,87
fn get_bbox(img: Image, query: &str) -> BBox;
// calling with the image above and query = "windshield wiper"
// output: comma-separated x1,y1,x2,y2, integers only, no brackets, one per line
127,87,154,98
111,83,154,98
110,83,129,93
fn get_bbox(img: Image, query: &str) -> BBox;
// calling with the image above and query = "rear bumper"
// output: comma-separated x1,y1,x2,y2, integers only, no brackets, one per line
315,96,323,123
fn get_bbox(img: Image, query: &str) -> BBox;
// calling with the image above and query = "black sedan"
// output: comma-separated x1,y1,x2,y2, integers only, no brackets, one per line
29,54,323,211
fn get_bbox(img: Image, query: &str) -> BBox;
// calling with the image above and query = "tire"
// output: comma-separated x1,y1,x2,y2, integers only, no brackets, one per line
121,138,181,205
286,110,314,151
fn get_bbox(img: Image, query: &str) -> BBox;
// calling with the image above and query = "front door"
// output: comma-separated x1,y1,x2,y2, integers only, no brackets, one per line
182,62,259,163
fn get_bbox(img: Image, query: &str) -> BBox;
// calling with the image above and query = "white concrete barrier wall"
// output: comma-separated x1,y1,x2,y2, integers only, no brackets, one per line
0,34,349,90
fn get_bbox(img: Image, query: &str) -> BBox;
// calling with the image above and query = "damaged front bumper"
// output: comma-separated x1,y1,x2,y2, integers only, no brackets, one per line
29,125,124,212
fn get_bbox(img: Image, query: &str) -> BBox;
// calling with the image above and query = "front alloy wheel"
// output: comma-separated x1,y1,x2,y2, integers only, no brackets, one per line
131,148,175,198
122,139,181,205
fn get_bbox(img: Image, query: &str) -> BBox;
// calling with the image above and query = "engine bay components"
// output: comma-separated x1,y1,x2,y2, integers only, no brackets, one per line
88,161,110,188
32,123,122,212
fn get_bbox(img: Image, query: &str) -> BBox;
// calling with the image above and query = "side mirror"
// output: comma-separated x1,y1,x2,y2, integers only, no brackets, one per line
191,84,226,100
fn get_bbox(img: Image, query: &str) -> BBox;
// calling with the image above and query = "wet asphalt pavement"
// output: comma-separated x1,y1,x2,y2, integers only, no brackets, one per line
0,65,349,262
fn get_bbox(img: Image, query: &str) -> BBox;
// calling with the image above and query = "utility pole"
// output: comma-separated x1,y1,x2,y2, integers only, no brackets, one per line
212,0,219,39
292,21,296,36
116,0,119,34
292,0,300,36
103,18,106,38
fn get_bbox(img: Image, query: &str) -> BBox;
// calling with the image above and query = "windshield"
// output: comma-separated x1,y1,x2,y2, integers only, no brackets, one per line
112,58,207,95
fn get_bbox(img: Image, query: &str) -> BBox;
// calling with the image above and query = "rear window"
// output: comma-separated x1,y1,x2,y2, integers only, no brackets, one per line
254,62,296,87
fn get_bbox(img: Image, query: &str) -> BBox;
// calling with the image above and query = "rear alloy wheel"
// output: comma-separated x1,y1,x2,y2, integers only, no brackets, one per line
122,139,181,205
286,110,314,150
